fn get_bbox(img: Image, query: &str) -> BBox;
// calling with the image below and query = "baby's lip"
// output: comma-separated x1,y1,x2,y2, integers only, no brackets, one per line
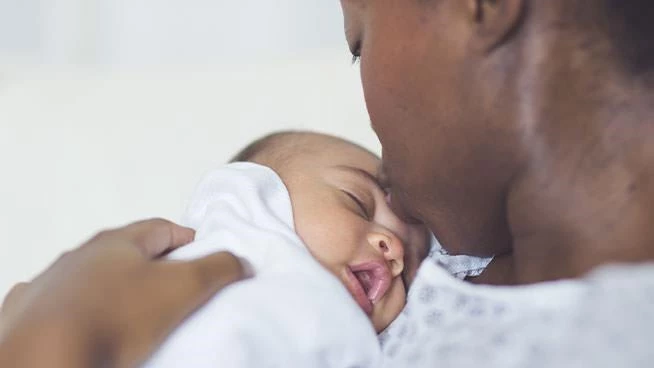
345,267,374,315
345,261,392,315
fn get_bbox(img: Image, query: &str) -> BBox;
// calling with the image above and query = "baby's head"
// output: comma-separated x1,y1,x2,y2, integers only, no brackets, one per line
233,131,430,332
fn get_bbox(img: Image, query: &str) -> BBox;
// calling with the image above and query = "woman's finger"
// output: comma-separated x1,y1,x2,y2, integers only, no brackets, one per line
114,252,247,367
89,218,196,258
124,218,196,258
163,251,245,310
148,251,246,327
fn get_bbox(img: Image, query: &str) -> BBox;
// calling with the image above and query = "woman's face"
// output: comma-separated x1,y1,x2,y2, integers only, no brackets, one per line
340,0,521,256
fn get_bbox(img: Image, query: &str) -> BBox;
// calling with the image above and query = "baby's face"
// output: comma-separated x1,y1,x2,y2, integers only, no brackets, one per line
280,135,429,332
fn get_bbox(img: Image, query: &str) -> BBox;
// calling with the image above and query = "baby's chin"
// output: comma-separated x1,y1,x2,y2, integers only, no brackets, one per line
372,315,392,334
371,306,402,333
370,284,407,333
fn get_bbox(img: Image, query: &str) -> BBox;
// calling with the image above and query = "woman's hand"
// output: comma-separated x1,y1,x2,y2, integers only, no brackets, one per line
0,218,247,368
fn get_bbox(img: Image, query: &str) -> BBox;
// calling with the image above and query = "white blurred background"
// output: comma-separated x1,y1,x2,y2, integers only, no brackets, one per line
0,0,347,66
0,1,375,297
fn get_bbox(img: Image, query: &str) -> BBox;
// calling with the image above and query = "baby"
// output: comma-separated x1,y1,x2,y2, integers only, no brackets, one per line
145,131,430,368
232,131,430,331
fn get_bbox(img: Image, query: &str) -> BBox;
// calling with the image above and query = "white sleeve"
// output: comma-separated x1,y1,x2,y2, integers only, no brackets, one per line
428,233,494,279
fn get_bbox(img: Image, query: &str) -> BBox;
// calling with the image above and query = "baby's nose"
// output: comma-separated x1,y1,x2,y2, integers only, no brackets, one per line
367,232,405,278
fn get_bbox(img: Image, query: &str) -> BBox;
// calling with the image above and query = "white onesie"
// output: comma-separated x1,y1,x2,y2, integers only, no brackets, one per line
143,163,382,368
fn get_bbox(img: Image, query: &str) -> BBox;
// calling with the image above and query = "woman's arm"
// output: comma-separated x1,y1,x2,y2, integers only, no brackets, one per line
0,218,247,368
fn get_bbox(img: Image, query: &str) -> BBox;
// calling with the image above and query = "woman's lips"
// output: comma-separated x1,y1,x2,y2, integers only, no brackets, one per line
345,261,392,315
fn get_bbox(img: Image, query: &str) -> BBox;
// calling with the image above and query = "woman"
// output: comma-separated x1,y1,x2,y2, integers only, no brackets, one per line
341,0,654,284
2,0,653,366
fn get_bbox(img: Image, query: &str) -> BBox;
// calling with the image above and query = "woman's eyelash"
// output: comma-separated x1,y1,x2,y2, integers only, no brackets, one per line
350,42,361,65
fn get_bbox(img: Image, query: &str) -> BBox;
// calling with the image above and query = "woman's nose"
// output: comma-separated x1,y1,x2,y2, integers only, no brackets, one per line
367,232,405,277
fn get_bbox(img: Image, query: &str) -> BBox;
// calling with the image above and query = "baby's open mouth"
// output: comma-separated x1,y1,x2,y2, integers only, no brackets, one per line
345,262,392,315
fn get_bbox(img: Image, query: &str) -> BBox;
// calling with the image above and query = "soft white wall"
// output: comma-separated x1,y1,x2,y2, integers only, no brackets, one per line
0,0,346,66
98,0,346,66
0,1,42,60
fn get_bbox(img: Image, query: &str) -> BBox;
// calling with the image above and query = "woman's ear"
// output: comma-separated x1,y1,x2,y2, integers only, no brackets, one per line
468,0,526,52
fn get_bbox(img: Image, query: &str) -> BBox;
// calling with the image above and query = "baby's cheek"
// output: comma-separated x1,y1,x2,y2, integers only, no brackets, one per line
373,280,407,333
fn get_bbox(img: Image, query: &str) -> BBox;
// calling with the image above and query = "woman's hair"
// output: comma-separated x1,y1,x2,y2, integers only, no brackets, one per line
601,0,654,75
567,0,654,76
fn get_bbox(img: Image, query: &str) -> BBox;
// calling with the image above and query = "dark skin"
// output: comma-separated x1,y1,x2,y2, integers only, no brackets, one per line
341,0,654,284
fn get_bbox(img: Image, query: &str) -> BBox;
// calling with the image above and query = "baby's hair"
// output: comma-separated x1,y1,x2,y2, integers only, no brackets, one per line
231,131,294,163
230,131,321,170
231,130,379,172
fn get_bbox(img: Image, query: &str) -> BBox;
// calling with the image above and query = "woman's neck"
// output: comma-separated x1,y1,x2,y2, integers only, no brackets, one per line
506,35,654,283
